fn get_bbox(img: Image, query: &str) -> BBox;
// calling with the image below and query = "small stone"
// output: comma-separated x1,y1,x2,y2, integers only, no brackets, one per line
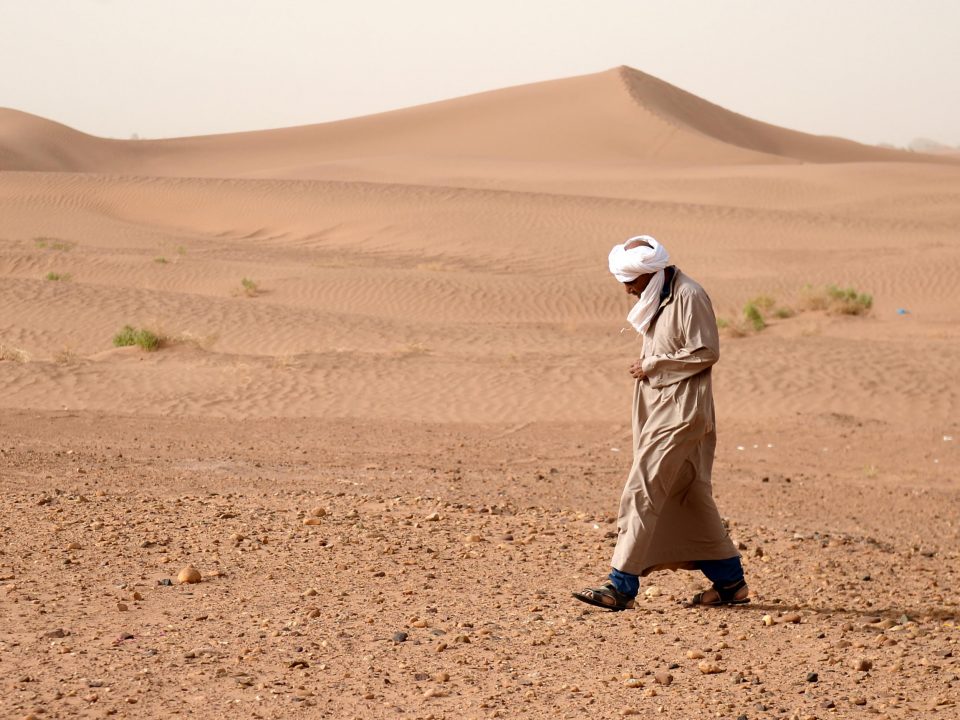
687,650,705,659
643,687,657,697
177,565,202,584
624,678,643,688
158,578,173,586
43,628,68,639
620,709,639,717
783,613,802,624
117,602,129,612
306,608,321,618
654,671,673,686
309,507,327,517
434,641,447,653
806,672,818,683
392,631,408,643
853,697,867,706
698,661,724,674
132,591,143,601
852,657,873,671
644,585,662,598
425,512,440,521
762,614,774,626
66,542,82,551
822,700,836,709
303,518,322,526
433,671,449,683
463,534,484,543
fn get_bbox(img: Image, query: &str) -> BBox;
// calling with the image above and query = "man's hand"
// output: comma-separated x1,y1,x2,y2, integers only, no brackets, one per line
629,359,646,380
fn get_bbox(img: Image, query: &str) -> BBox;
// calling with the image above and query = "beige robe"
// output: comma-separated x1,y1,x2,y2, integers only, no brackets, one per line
611,267,738,576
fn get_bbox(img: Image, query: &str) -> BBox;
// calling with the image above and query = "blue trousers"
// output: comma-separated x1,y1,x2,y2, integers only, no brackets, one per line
609,556,743,599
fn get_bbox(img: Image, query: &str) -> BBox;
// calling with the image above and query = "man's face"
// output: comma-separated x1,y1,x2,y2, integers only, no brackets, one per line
623,273,654,298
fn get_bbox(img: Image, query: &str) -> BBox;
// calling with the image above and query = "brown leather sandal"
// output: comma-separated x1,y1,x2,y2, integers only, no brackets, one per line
572,581,636,611
688,579,750,607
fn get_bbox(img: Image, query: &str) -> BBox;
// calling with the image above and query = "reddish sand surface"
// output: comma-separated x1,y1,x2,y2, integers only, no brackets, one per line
1,67,958,719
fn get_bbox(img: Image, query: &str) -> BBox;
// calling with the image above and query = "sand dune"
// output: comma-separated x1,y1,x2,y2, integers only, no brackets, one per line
1,64,958,427
2,67,952,180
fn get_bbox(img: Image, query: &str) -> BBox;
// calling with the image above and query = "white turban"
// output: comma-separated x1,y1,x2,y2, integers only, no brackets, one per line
608,235,671,337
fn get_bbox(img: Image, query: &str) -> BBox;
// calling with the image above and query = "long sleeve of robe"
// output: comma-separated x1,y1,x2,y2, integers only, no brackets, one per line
611,268,738,576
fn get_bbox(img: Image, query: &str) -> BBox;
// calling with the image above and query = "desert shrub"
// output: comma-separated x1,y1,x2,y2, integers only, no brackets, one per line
800,284,873,316
773,307,795,319
154,256,169,264
45,271,71,281
748,295,776,313
241,278,259,297
826,285,873,315
113,325,162,351
743,302,766,332
35,237,73,251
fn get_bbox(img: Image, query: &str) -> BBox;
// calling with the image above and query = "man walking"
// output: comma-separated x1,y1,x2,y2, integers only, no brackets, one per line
573,235,749,611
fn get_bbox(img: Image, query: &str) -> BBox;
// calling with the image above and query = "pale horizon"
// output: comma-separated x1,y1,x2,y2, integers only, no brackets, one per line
1,0,958,148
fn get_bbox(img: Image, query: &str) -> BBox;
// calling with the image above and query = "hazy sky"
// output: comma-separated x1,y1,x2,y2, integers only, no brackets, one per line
1,0,957,146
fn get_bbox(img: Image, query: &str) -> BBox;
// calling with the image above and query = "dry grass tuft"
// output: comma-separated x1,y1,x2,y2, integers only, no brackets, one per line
0,344,30,362
53,348,81,365
395,342,431,357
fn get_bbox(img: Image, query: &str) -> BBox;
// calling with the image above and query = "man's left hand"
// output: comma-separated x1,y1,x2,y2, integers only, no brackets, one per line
629,359,646,380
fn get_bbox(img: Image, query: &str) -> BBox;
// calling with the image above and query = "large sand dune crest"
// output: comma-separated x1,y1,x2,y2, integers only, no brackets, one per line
1,67,951,179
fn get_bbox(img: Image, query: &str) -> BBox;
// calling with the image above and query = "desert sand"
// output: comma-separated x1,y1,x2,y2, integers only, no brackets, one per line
1,67,958,719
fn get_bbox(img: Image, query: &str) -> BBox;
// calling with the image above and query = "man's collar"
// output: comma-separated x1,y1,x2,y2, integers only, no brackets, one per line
658,266,677,308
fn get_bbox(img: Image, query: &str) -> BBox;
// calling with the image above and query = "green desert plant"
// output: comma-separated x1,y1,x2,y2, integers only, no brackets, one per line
773,306,795,319
747,295,776,314
45,271,71,281
825,285,873,315
154,256,169,264
743,302,767,332
240,277,259,297
800,284,873,316
113,325,162,351
35,237,73,251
